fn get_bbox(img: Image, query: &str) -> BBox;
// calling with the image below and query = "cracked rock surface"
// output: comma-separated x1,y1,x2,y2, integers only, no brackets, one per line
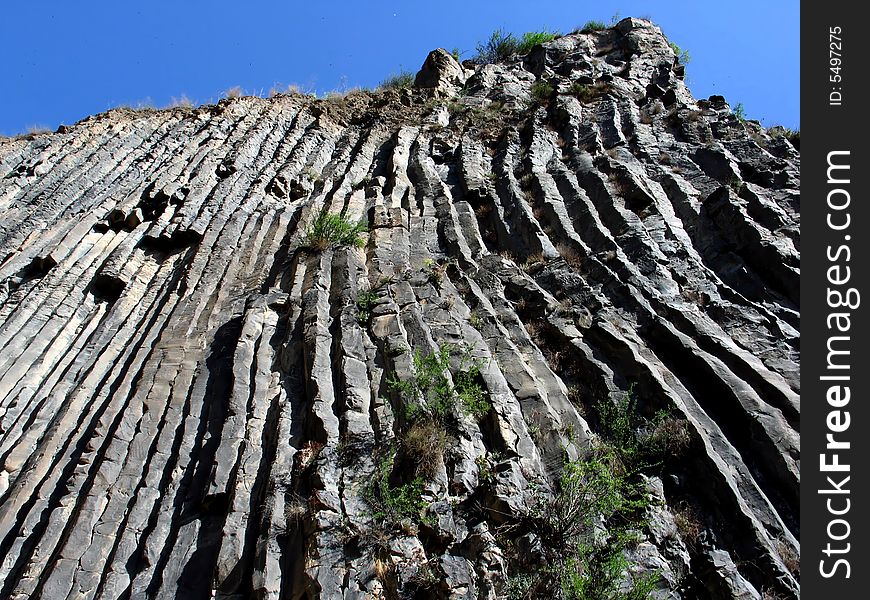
0,18,798,600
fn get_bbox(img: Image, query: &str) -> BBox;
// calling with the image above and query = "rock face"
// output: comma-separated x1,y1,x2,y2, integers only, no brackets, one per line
0,18,798,600
414,48,467,95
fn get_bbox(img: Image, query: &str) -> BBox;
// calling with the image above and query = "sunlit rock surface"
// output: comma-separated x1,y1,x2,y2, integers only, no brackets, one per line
0,18,798,600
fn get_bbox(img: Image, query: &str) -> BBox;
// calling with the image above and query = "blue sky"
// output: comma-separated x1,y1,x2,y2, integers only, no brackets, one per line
1,1,799,136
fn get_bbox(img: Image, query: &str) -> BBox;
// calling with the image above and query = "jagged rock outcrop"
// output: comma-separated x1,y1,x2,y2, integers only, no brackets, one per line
414,49,467,95
0,18,799,600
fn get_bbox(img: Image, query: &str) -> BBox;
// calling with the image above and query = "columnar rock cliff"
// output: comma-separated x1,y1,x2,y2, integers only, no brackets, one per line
0,18,799,600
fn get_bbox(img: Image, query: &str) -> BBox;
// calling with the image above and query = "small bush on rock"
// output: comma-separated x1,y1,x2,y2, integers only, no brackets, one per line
668,42,691,66
517,30,560,54
380,70,415,90
355,288,380,324
592,385,690,465
473,28,559,64
364,448,429,527
531,81,555,103
473,29,520,64
579,20,607,33
388,344,490,423
303,209,368,251
511,449,658,599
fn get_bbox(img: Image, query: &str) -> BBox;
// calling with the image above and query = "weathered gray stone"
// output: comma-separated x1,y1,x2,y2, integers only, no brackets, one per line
415,48,467,95
0,18,799,600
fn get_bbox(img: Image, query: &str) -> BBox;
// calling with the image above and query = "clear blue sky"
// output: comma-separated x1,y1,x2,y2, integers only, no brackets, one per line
1,1,799,136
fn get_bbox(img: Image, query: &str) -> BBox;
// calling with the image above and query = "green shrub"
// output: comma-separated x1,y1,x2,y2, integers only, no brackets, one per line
388,344,450,422
579,20,607,33
380,70,415,90
367,344,493,540
364,448,429,526
447,100,468,115
473,28,519,64
668,42,691,66
476,453,496,485
593,385,689,465
356,288,380,324
531,80,555,103
387,344,490,422
451,47,462,62
455,353,489,419
514,450,657,599
517,30,560,54
559,536,659,600
473,28,561,64
733,102,747,121
541,455,635,543
303,209,368,251
595,388,643,460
